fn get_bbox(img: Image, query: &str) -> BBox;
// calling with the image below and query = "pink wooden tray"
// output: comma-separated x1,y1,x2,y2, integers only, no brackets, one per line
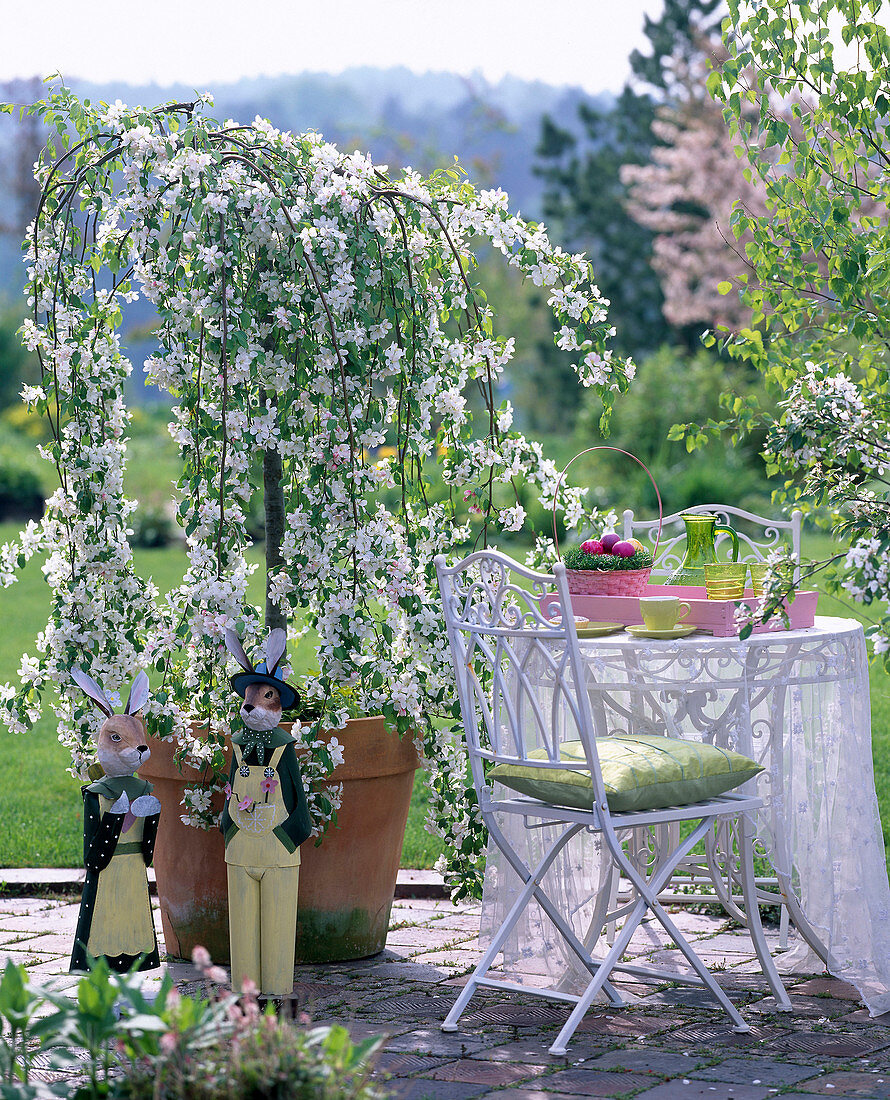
542,584,818,638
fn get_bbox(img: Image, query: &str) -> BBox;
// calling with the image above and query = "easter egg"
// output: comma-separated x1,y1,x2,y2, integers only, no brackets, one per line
600,532,621,552
581,539,604,555
628,537,646,553
612,540,636,557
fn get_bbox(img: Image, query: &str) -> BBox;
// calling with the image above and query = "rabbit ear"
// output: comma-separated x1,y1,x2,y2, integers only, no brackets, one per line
71,668,114,718
224,629,254,673
264,628,287,676
124,670,150,716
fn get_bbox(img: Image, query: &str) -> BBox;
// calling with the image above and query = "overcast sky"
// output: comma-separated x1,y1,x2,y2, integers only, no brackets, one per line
0,0,664,93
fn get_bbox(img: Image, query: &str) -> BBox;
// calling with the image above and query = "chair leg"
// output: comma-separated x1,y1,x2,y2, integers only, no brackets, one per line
738,815,792,1010
444,820,624,1034
549,894,649,1056
611,816,752,1035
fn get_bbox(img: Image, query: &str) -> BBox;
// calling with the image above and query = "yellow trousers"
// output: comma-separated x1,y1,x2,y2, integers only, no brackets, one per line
227,864,299,995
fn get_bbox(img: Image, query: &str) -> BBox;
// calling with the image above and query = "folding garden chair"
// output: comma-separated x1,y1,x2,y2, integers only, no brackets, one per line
434,549,791,1057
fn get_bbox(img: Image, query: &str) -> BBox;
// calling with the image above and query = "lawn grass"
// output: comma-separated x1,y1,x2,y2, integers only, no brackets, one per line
0,519,887,873
0,522,444,869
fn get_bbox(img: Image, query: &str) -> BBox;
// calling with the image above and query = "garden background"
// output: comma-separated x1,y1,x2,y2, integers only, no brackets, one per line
0,0,887,872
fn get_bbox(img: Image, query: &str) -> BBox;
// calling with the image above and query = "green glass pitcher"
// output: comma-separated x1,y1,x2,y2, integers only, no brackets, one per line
670,512,740,586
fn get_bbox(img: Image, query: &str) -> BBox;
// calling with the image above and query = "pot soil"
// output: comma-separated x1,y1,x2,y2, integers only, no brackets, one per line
143,716,420,964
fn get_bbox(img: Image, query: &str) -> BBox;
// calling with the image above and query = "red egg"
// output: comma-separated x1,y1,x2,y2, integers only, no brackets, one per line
581,539,604,555
600,532,621,553
612,540,636,557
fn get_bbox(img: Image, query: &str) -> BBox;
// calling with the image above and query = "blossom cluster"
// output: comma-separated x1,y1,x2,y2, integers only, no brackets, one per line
5,88,630,896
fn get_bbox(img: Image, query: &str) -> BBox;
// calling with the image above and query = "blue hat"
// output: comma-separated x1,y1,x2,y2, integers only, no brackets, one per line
231,660,300,712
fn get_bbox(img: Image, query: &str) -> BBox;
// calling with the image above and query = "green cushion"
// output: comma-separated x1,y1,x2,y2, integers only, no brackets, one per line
489,735,762,813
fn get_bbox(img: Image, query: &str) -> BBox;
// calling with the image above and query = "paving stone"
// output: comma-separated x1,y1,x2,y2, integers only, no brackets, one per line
537,1068,655,1096
749,995,854,1019
364,995,459,1019
769,1030,890,1058
585,1049,704,1076
658,1021,792,1049
631,1083,772,1099
470,1037,606,1065
462,1004,566,1028
476,1092,594,1100
574,1011,674,1038
788,1072,890,1096
690,1056,821,1087
843,1010,890,1026
635,984,747,1008
428,1059,545,1086
792,979,863,1002
373,1053,449,1077
386,1079,488,1099
384,1028,495,1057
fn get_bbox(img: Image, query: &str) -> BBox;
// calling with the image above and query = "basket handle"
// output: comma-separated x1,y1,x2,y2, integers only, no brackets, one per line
551,446,664,563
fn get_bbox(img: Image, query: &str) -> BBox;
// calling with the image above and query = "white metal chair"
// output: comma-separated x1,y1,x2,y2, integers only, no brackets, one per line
623,504,803,583
434,549,791,1057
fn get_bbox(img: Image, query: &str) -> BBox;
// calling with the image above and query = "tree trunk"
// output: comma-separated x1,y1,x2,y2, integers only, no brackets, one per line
263,445,286,632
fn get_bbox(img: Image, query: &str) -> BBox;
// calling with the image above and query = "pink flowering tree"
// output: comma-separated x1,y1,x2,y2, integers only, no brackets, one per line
0,86,631,896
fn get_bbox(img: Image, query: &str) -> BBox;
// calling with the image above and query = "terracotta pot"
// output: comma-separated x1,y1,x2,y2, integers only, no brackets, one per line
294,716,421,963
140,736,231,962
143,717,420,965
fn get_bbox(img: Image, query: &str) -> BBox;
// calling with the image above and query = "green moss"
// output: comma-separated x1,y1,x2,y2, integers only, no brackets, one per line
563,546,653,570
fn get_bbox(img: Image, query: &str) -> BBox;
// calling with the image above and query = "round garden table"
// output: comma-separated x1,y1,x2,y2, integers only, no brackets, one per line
482,616,890,1016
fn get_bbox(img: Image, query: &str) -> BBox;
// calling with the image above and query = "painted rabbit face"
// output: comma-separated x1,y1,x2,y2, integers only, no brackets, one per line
241,682,282,731
97,714,151,777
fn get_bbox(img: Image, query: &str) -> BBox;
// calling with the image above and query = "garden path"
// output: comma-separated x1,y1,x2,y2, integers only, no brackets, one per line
2,890,890,1097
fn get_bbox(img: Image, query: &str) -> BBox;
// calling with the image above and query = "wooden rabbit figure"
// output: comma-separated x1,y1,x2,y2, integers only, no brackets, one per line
69,669,162,973
221,628,313,995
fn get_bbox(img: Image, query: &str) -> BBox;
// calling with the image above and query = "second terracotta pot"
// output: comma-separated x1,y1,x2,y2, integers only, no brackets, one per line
145,716,420,964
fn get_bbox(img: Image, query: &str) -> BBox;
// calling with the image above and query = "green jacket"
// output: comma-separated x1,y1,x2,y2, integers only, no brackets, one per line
220,727,313,853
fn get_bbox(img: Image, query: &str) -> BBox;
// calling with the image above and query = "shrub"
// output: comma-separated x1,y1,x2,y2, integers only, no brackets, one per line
130,504,175,549
0,446,44,520
0,954,386,1100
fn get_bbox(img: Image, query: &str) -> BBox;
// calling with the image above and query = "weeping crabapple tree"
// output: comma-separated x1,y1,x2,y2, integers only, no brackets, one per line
0,86,633,897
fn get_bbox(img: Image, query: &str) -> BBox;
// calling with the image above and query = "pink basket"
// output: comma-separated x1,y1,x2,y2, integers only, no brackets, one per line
552,447,663,580
566,567,652,596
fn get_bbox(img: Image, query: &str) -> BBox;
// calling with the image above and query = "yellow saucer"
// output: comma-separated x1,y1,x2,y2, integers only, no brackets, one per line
576,622,625,638
625,624,697,640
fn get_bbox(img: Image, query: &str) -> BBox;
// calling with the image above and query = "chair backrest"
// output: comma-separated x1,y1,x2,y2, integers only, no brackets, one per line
622,504,803,582
434,550,609,814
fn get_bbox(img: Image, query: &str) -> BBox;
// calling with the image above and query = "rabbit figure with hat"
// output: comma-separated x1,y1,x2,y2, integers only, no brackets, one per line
69,669,162,973
221,627,313,995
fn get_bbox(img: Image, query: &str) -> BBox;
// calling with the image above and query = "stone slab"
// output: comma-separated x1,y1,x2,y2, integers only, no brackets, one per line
690,1057,821,1087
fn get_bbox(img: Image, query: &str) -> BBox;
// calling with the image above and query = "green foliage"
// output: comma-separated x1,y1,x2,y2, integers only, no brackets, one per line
535,89,671,359
534,1,728,360
0,313,38,414
0,957,385,1100
576,345,774,514
630,0,725,95
129,504,174,549
0,444,44,521
701,0,890,653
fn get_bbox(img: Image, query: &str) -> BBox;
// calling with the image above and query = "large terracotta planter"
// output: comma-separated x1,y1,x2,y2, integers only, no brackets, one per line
294,716,421,963
142,717,420,964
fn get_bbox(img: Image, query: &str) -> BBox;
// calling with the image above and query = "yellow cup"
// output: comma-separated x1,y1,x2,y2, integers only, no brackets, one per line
704,562,748,600
749,562,768,596
639,596,691,631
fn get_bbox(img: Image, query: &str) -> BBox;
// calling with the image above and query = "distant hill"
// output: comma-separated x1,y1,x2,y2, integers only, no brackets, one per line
0,68,608,401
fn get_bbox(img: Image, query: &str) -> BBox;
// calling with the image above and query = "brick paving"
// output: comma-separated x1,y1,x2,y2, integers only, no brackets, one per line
3,891,890,1097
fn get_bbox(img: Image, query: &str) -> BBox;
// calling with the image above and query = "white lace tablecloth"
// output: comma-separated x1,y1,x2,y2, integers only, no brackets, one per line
481,617,890,1015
